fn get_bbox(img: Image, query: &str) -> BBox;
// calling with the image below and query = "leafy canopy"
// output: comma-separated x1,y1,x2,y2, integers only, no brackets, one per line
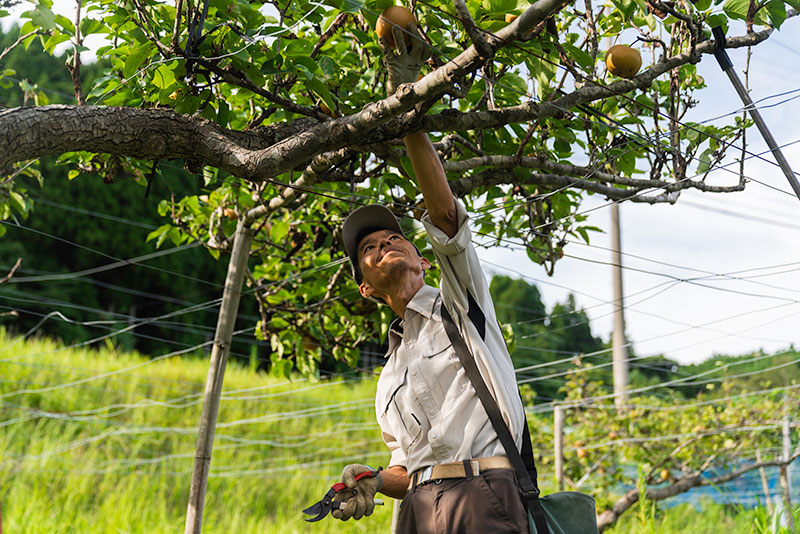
1,0,796,375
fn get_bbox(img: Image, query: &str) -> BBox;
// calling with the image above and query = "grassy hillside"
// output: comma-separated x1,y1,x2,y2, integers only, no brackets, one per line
0,330,387,534
0,331,792,533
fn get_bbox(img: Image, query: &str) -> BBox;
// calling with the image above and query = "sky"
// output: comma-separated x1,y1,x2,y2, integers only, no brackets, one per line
3,2,799,364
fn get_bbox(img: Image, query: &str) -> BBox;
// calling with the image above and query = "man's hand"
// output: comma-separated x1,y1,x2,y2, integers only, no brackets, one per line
379,22,430,96
331,464,383,521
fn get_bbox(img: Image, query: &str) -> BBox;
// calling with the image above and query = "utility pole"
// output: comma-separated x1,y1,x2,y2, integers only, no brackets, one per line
780,416,795,533
554,406,565,491
185,219,254,534
710,27,800,203
610,202,628,410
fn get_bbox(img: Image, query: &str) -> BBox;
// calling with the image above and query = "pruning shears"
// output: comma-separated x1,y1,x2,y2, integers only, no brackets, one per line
302,468,383,522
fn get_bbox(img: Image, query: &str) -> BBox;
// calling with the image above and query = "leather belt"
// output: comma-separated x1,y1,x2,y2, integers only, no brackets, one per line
408,456,512,490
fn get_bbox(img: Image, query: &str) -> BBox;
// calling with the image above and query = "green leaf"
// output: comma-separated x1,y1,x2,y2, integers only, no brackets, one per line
152,63,176,89
722,0,748,20
610,0,636,19
217,100,230,128
305,77,336,114
8,191,27,215
696,148,714,174
123,43,151,79
705,13,728,31
765,0,786,28
693,0,712,10
67,169,79,180
786,0,800,10
80,17,104,36
157,199,170,217
270,220,290,243
24,4,57,30
43,33,71,54
563,44,594,70
146,224,172,246
53,13,75,34
339,0,365,13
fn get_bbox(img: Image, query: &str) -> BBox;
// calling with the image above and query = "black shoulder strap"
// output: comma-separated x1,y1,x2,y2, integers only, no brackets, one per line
440,304,550,534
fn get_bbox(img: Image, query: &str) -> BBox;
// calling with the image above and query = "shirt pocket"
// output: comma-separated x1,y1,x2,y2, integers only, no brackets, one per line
380,370,422,451
417,327,468,404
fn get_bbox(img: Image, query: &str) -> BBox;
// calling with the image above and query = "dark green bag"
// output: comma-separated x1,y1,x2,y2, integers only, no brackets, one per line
441,305,599,534
529,492,599,534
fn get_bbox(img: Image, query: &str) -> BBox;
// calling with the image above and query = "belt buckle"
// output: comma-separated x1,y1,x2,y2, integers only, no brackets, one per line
418,465,434,485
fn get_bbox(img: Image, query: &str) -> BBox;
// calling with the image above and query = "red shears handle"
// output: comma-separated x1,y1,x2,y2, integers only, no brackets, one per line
331,470,378,492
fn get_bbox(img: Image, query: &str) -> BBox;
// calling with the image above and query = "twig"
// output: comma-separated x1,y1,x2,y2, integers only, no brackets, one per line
0,30,42,64
65,0,85,105
0,258,22,285
172,0,185,51
311,13,348,59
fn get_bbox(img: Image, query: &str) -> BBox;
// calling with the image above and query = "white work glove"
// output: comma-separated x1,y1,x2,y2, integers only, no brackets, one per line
379,22,431,96
331,463,383,521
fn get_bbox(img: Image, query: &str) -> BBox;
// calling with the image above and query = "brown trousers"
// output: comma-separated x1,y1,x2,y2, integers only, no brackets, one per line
396,468,530,534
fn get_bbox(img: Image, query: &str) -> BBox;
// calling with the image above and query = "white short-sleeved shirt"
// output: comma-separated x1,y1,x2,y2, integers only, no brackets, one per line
374,201,526,474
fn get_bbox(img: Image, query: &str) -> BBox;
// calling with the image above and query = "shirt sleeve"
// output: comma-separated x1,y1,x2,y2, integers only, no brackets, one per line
382,430,407,468
420,200,498,329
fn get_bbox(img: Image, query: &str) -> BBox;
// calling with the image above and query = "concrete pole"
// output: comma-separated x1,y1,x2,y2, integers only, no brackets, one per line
554,405,565,491
780,416,795,533
611,202,628,410
185,219,254,534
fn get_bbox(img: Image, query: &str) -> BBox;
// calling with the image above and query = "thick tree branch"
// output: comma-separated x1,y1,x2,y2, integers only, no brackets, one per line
0,21,781,182
449,168,681,204
443,155,745,193
0,106,316,168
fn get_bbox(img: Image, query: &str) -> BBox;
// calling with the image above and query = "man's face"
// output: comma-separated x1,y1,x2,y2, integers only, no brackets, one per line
357,229,429,295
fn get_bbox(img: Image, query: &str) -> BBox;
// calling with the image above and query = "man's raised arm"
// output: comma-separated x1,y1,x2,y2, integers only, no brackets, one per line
380,23,458,238
404,132,458,238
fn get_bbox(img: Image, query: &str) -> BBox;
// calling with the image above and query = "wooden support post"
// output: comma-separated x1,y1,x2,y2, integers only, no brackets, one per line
554,405,565,491
391,497,401,534
780,416,795,533
185,219,254,534
755,448,773,515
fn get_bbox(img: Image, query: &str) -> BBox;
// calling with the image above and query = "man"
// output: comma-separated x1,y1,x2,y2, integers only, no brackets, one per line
331,22,529,533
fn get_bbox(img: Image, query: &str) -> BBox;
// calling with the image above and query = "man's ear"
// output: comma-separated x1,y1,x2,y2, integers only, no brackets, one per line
359,281,374,299
420,256,432,272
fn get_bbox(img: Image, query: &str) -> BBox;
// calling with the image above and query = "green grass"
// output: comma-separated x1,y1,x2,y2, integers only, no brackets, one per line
1,330,795,533
0,331,389,533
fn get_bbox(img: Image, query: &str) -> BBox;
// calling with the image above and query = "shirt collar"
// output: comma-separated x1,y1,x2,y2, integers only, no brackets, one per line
405,284,439,319
383,284,440,358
